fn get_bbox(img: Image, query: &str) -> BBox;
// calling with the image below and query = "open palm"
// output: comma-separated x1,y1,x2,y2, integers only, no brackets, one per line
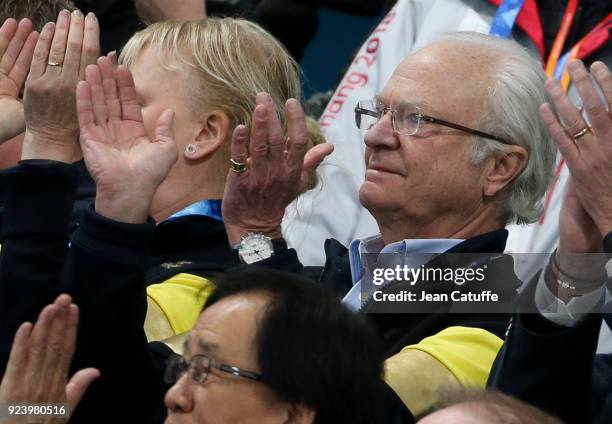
0,18,37,142
77,57,177,208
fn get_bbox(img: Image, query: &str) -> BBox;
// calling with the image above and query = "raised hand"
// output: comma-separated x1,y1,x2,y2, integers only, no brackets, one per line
0,295,100,424
222,92,334,246
540,60,612,239
540,61,612,300
0,18,37,144
21,9,100,163
77,57,178,224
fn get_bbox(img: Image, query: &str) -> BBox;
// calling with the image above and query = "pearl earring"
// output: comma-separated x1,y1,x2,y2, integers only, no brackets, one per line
186,144,197,155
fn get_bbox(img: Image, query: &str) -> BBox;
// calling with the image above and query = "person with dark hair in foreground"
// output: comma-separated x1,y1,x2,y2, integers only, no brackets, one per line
0,296,562,424
0,270,387,423
163,268,385,423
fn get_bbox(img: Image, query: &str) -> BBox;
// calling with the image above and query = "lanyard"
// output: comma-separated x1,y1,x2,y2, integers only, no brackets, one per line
539,12,612,223
488,0,545,58
489,0,526,39
554,12,612,86
545,0,580,76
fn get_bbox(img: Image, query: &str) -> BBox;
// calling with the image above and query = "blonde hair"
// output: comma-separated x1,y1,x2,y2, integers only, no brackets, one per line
120,17,324,189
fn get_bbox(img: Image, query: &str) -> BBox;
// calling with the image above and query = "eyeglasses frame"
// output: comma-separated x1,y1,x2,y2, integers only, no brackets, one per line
167,353,264,385
354,100,511,145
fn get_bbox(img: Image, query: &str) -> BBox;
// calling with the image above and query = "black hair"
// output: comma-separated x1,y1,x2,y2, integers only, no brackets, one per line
204,268,385,423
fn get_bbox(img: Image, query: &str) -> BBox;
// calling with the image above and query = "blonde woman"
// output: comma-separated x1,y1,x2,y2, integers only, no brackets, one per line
82,18,330,343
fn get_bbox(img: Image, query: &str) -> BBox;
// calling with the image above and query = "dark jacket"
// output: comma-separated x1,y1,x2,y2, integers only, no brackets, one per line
0,161,411,423
488,235,612,424
261,231,519,357
0,161,166,423
0,161,234,423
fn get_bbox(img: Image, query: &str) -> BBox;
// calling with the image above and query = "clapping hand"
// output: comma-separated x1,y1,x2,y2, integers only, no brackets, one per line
0,295,99,424
0,18,37,144
222,92,334,246
77,57,178,224
541,60,612,298
21,10,100,162
541,60,612,240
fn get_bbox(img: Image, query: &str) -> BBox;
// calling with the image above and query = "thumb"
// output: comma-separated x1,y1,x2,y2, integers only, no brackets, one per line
303,143,334,173
300,143,334,190
155,109,175,144
66,368,100,411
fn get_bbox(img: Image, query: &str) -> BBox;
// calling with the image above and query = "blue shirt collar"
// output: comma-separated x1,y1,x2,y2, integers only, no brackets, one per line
165,199,223,223
348,235,464,283
344,235,464,311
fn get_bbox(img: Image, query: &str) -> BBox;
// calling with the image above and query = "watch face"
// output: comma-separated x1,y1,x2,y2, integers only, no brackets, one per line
239,235,274,264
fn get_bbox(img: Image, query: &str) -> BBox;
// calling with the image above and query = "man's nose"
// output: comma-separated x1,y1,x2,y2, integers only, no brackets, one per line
363,112,400,149
164,373,195,414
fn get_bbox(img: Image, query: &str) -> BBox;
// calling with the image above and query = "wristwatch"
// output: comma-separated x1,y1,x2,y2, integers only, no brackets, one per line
235,233,287,264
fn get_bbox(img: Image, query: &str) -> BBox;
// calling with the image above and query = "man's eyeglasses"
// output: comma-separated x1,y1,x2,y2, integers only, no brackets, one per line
354,99,511,144
165,354,264,385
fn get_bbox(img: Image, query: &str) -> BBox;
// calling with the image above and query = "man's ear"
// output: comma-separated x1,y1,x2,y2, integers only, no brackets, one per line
284,404,315,424
483,145,528,198
184,110,230,161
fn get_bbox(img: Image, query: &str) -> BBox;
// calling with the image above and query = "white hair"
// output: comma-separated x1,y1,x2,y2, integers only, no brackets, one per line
435,32,557,224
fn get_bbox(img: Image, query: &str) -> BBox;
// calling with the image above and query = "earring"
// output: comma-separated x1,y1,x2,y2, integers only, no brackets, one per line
185,144,197,155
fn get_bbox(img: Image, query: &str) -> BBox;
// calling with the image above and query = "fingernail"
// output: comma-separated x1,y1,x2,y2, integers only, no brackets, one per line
286,98,298,110
591,61,606,75
87,12,97,21
60,9,70,18
256,104,267,116
544,78,561,92
73,9,83,17
567,60,583,72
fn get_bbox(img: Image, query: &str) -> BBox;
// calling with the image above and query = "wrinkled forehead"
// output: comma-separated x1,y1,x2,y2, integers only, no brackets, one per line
185,293,271,364
379,41,496,121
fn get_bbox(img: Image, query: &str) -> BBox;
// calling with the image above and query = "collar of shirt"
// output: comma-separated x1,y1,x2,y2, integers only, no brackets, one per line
344,235,464,311
165,199,223,223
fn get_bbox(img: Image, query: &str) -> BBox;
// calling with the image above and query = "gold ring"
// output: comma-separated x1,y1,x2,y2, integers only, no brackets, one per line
47,61,62,67
573,127,590,141
229,158,246,173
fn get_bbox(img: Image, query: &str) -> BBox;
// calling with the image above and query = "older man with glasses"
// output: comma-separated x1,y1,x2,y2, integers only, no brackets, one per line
219,31,557,416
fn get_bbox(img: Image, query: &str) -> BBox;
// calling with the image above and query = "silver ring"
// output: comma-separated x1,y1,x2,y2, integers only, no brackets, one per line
47,61,62,67
573,127,590,141
229,158,246,173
